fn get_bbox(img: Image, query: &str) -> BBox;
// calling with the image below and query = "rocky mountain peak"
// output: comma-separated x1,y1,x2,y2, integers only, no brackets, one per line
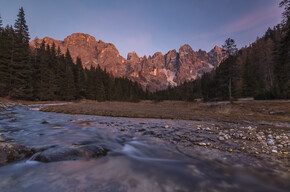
64,33,97,47
30,34,226,92
127,51,139,61
179,44,193,52
152,52,164,58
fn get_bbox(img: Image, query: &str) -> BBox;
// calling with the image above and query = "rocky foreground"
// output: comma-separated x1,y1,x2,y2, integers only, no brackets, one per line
0,101,21,111
0,101,289,174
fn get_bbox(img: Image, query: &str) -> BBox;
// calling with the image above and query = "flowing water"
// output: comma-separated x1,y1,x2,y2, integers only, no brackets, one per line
0,106,288,192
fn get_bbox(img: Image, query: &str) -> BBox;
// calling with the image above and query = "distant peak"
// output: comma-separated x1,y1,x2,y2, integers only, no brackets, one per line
213,45,221,50
65,33,97,43
153,52,164,57
69,33,93,37
179,44,193,53
180,44,191,49
127,51,139,60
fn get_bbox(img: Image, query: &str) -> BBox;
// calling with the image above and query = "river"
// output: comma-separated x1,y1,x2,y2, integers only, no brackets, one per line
0,105,289,192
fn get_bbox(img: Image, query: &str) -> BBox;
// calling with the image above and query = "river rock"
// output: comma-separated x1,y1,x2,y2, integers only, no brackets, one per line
218,136,225,141
257,136,263,141
32,145,107,162
0,143,33,164
197,142,207,146
267,139,275,146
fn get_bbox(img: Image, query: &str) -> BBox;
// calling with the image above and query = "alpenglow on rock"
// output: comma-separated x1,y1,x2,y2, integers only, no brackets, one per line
30,33,226,91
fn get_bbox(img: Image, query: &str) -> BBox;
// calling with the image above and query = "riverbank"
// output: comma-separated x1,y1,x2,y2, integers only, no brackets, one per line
40,100,290,171
41,100,290,124
0,103,289,191
0,99,21,111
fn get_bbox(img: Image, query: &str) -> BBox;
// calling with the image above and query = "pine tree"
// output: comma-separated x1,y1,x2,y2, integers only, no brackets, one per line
242,57,258,97
63,49,76,100
74,57,85,99
0,18,10,96
10,7,33,99
276,0,290,98
222,38,238,103
0,15,2,29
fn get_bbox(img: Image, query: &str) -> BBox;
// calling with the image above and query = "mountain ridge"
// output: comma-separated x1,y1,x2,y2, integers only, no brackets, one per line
30,33,226,91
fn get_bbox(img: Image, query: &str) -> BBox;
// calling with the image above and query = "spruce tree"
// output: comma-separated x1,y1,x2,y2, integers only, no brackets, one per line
242,57,258,97
222,38,238,102
0,18,10,96
63,49,76,100
0,15,2,29
276,0,290,98
10,7,33,99
74,57,85,99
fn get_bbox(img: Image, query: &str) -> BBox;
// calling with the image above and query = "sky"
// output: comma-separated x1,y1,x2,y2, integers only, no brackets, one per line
0,0,283,58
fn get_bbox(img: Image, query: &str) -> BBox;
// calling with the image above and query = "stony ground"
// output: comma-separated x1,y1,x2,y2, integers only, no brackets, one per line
41,100,290,172
0,100,289,173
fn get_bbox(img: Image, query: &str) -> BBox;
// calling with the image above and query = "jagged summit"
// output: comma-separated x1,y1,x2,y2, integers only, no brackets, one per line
30,33,226,91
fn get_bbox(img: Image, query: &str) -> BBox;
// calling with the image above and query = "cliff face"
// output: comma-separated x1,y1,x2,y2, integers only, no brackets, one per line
30,33,226,91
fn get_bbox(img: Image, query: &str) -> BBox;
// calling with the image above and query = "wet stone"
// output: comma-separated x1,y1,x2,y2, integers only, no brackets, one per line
197,143,207,146
41,120,49,124
218,136,225,141
32,145,107,162
267,139,275,146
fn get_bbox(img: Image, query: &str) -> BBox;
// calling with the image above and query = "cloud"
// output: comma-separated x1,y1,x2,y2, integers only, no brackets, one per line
222,5,282,34
188,4,282,50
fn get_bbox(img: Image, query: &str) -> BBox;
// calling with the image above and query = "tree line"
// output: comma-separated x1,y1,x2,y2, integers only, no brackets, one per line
0,7,146,101
153,0,289,101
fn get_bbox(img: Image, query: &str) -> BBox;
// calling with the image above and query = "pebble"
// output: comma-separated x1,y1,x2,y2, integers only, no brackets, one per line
233,133,239,138
224,134,231,140
218,136,225,141
258,132,264,135
272,150,278,153
198,143,207,146
257,136,263,141
267,139,275,146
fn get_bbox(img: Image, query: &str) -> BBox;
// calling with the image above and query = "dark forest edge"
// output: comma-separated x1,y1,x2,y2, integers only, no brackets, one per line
0,1,289,102
0,8,146,102
153,0,289,102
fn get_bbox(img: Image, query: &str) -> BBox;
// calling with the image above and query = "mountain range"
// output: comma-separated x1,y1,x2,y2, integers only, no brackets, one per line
30,33,226,91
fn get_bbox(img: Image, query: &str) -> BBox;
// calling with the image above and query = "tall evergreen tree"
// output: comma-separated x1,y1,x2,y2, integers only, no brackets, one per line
0,15,3,29
10,7,33,99
276,0,290,98
222,38,238,102
63,49,76,100
0,17,9,96
242,57,258,97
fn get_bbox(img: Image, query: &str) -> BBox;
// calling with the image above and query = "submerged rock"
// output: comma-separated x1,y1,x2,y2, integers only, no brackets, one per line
0,143,33,165
31,144,108,162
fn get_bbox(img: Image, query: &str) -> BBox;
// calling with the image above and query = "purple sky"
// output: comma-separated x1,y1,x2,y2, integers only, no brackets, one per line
0,0,283,58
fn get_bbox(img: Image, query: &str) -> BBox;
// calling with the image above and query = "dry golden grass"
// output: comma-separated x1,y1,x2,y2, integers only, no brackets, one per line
41,100,290,124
